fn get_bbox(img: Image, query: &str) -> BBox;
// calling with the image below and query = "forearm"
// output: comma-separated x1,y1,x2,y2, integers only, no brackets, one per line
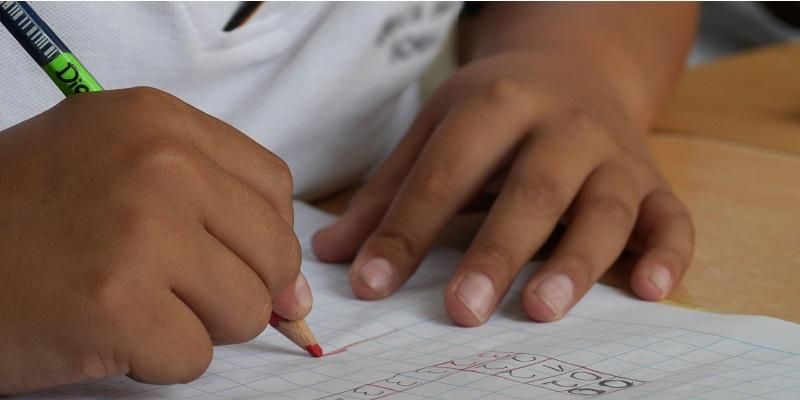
458,2,698,130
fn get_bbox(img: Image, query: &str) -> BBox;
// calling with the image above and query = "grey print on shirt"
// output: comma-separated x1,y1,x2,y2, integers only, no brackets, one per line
376,2,460,63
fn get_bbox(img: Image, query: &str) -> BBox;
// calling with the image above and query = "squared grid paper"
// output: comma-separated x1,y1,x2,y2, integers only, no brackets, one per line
19,204,800,400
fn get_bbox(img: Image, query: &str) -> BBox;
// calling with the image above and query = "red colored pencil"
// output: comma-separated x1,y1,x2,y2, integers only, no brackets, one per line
269,312,323,358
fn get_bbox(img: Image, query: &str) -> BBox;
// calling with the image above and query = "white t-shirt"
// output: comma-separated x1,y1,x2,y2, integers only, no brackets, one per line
0,2,460,199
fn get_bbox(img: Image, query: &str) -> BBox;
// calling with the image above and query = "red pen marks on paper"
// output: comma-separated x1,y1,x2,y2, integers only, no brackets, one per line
323,329,398,357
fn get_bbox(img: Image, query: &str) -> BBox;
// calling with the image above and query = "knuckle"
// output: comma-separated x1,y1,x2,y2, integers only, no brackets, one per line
123,86,181,109
350,185,392,217
507,173,565,217
481,78,529,107
372,227,422,262
408,167,456,205
556,106,608,141
123,139,206,189
592,195,637,225
562,106,596,129
117,88,192,136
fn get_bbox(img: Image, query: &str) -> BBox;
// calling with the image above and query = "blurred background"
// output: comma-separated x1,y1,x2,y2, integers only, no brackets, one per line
692,2,800,64
422,2,800,96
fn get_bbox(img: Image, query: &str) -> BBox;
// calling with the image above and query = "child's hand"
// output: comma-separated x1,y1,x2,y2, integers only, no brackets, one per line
0,88,308,394
313,51,694,326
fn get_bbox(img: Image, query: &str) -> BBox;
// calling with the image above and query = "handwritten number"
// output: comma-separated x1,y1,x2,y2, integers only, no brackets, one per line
571,371,602,381
568,388,605,396
480,362,509,370
600,379,634,388
509,369,537,379
385,375,418,387
353,386,384,397
316,353,642,400
542,380,578,388
512,354,538,363
480,351,512,359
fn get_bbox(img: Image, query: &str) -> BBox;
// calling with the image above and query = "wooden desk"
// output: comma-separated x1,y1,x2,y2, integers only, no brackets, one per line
654,44,800,155
315,45,800,323
638,134,799,321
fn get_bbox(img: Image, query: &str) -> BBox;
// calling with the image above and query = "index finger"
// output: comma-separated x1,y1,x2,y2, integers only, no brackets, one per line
350,95,536,299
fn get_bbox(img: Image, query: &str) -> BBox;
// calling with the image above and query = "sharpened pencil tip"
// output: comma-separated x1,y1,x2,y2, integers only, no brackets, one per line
306,344,323,358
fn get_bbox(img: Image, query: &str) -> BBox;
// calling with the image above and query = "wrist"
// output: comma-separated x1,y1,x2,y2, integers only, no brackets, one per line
458,4,693,131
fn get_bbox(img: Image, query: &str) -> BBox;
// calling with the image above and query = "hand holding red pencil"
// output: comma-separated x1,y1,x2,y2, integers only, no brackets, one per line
0,88,315,394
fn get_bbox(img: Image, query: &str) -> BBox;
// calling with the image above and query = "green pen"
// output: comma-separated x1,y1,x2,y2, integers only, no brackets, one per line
0,1,102,96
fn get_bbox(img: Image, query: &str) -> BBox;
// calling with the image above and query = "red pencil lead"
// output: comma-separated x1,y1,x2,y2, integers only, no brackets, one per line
306,344,324,358
270,312,321,358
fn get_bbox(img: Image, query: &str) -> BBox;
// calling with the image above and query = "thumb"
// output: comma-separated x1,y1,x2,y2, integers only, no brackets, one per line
270,272,313,321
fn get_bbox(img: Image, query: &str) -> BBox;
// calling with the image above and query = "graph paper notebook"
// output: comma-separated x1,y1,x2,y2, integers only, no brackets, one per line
21,202,800,400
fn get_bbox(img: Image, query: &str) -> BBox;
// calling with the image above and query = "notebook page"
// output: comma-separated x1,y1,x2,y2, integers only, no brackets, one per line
20,202,800,400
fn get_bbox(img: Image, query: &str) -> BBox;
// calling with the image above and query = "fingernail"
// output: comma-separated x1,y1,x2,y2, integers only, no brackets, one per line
455,272,495,323
648,266,672,299
295,274,313,309
356,258,394,294
534,274,573,318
